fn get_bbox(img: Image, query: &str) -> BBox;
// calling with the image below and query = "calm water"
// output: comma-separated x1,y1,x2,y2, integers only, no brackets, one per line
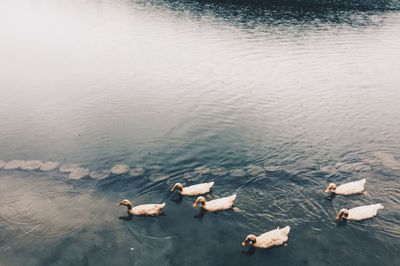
1,0,400,265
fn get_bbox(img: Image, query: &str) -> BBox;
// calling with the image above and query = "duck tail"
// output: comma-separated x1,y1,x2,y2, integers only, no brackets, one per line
281,226,291,235
159,203,166,209
230,194,237,201
360,178,367,185
376,203,384,210
209,181,215,187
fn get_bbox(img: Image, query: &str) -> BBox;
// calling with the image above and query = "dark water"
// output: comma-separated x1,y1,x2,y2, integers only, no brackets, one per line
1,0,400,265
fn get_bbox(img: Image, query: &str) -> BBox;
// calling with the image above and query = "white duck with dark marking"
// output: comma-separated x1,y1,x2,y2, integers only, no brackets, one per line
325,178,366,195
171,182,214,196
336,204,384,221
193,194,236,212
118,199,166,216
241,226,291,249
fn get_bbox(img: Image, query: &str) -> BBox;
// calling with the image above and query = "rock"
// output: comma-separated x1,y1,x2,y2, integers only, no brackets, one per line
246,165,265,176
210,167,228,176
193,166,211,175
59,163,80,173
373,152,400,170
89,170,110,180
68,168,89,180
40,161,60,171
111,164,129,175
320,165,338,175
21,160,43,170
4,160,26,170
229,169,246,177
129,167,145,177
149,174,169,182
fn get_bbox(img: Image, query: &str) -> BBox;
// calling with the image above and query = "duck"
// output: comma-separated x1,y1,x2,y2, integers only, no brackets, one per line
117,199,166,216
241,226,291,249
336,204,384,221
170,182,214,196
193,194,236,212
324,178,366,195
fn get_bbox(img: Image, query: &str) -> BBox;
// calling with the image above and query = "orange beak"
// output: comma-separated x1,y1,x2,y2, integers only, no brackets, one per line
241,241,247,247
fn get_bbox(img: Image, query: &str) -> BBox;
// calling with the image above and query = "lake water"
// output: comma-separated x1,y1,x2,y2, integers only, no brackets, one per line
1,0,400,265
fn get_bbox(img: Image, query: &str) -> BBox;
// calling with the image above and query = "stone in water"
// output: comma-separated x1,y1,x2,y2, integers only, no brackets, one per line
68,168,89,180
111,164,129,174
129,167,145,177
4,160,26,170
89,170,110,180
60,163,80,173
21,160,43,170
40,161,60,171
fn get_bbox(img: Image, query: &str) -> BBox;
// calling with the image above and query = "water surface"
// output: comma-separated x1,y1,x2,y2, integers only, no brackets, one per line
0,0,400,265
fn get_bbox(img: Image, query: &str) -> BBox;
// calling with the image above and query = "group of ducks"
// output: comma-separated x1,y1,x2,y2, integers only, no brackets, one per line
117,178,383,250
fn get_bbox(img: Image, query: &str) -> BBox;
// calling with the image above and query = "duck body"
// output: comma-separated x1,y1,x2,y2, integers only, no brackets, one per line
325,178,366,195
337,204,384,221
194,194,236,212
173,182,214,196
118,199,165,216
129,203,166,216
242,226,291,249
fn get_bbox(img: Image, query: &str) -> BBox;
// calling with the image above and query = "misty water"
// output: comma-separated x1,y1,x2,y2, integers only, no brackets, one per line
1,0,400,265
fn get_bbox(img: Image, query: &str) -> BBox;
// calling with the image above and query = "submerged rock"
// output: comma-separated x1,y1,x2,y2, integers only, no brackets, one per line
111,164,129,175
68,168,89,179
264,165,283,172
193,166,211,175
89,170,110,180
373,152,400,170
320,165,338,175
0,160,6,168
246,165,265,176
4,160,26,170
59,163,80,173
210,167,228,176
148,165,162,171
21,160,43,171
40,161,60,171
229,169,246,177
129,167,145,177
335,162,371,172
149,174,169,182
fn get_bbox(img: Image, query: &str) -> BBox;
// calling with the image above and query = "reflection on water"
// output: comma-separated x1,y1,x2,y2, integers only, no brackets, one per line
0,0,400,265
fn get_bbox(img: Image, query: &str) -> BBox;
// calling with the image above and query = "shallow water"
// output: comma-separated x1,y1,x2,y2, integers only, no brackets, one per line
1,0,400,265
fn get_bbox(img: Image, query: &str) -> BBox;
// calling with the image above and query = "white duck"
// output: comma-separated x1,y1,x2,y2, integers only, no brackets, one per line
336,204,384,221
325,178,366,195
241,226,291,249
118,199,166,216
171,182,214,196
193,194,236,212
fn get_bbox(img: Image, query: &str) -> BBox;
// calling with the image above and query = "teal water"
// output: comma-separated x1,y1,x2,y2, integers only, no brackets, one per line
0,0,400,265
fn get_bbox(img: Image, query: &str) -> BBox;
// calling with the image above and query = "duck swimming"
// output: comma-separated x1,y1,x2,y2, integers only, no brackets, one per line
193,194,236,212
118,199,166,216
241,226,291,249
325,178,366,195
171,182,214,196
336,204,384,221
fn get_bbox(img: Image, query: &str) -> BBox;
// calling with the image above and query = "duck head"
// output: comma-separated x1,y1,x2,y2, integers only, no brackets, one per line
324,183,337,193
193,196,206,208
171,183,184,192
241,234,257,246
117,199,133,210
336,208,349,220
